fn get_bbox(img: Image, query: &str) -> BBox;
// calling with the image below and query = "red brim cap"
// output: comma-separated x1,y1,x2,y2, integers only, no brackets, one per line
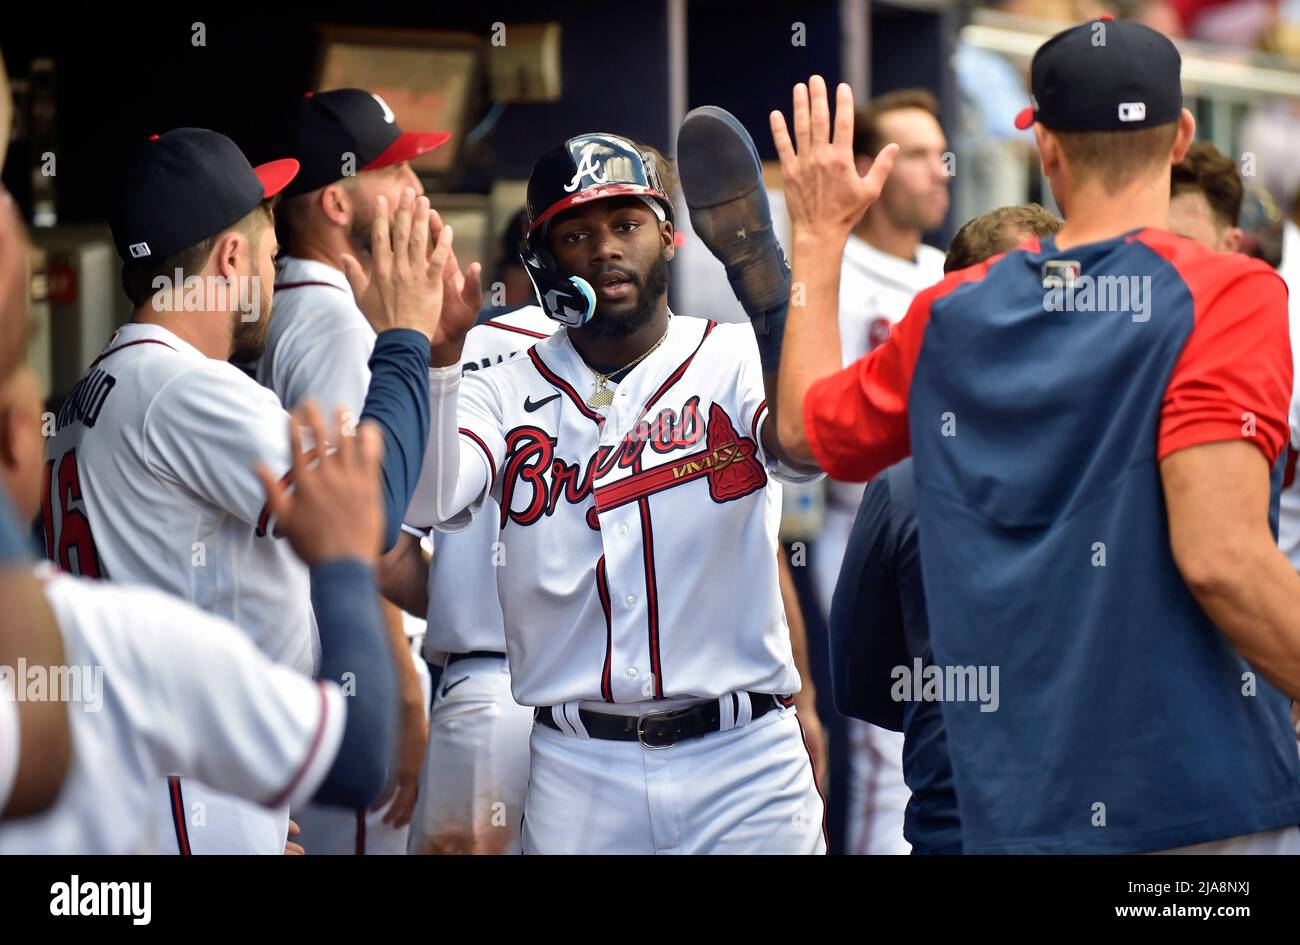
254,158,301,199
528,184,669,233
363,131,453,171
1014,105,1036,131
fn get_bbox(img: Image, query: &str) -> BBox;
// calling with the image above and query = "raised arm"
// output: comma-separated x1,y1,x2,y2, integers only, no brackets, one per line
769,76,896,463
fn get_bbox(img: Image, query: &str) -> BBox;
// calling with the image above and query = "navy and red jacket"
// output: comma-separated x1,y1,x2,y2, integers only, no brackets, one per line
806,228,1300,853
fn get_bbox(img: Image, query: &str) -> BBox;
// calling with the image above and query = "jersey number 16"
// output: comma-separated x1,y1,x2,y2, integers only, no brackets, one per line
41,448,104,578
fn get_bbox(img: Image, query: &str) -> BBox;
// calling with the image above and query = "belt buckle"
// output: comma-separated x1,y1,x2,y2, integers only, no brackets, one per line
635,709,678,749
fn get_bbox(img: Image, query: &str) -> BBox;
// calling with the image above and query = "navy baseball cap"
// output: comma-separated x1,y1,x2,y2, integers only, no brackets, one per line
282,88,451,197
111,128,298,264
1014,17,1182,132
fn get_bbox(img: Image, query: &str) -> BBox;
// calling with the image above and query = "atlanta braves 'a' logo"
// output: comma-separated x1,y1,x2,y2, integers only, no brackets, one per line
564,143,610,193
371,93,396,124
499,399,765,530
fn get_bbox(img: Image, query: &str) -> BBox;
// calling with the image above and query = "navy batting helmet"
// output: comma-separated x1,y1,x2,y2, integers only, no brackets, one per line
521,133,673,326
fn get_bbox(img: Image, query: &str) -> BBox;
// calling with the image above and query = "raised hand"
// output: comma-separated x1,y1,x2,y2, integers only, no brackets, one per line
256,402,386,564
769,75,898,245
426,209,483,366
340,188,455,343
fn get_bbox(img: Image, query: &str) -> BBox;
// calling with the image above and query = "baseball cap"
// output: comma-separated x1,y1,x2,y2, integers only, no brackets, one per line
282,89,451,197
110,128,298,264
1014,17,1182,132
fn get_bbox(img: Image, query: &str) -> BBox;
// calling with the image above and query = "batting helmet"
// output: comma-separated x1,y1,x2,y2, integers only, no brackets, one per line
521,133,674,327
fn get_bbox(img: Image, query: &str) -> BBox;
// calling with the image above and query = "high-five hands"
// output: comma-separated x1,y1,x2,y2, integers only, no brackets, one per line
340,188,458,343
256,402,385,565
770,75,898,245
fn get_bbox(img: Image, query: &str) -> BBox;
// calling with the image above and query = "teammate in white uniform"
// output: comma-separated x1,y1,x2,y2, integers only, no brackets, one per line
406,134,826,854
407,304,556,855
2,569,349,854
42,128,447,853
1,327,402,852
802,90,948,856
259,88,451,854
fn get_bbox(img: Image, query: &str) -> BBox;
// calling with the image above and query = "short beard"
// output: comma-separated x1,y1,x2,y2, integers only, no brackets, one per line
230,288,272,362
349,197,374,257
583,252,669,339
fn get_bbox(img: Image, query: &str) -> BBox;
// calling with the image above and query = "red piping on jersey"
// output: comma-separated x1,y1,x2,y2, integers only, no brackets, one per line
168,776,192,856
275,280,348,293
355,810,366,855
459,428,497,486
267,682,331,808
632,455,664,700
596,555,614,702
88,337,177,369
527,348,604,426
751,401,767,446
795,714,829,853
638,320,716,419
483,319,550,340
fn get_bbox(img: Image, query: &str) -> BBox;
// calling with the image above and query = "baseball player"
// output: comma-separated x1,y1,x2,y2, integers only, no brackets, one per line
405,302,557,855
42,128,450,853
259,87,454,854
1167,141,1245,253
404,131,826,854
3,361,403,852
828,205,1063,856
775,19,1300,856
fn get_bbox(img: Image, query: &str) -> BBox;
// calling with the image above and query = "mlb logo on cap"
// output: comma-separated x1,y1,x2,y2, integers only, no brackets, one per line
128,242,151,259
1013,19,1181,132
1119,102,1147,122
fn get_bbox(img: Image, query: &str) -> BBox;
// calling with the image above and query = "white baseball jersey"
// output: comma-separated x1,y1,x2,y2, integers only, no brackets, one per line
258,256,375,416
0,675,16,816
0,568,344,854
42,322,312,671
422,305,558,661
415,314,804,708
41,321,313,853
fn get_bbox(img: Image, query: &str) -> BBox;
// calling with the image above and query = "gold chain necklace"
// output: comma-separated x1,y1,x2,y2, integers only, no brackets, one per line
585,324,670,408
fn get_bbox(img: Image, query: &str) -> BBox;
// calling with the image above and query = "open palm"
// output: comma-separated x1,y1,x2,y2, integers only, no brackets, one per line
770,75,898,241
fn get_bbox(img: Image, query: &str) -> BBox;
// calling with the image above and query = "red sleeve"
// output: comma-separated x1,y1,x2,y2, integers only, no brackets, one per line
1157,266,1292,464
803,282,935,482
803,264,991,482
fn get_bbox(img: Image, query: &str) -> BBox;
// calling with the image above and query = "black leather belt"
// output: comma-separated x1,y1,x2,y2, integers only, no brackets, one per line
535,692,792,749
445,650,506,666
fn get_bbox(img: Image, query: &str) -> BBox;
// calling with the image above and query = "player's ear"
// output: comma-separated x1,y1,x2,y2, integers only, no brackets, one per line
320,184,350,227
210,231,243,282
1035,125,1060,179
1219,226,1244,254
1171,108,1196,165
660,219,675,261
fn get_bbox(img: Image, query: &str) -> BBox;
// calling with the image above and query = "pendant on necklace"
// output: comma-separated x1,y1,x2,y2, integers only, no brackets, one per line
587,378,615,408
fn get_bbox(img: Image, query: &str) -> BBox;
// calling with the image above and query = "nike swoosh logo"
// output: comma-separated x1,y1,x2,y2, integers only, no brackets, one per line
524,393,561,412
440,675,470,699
